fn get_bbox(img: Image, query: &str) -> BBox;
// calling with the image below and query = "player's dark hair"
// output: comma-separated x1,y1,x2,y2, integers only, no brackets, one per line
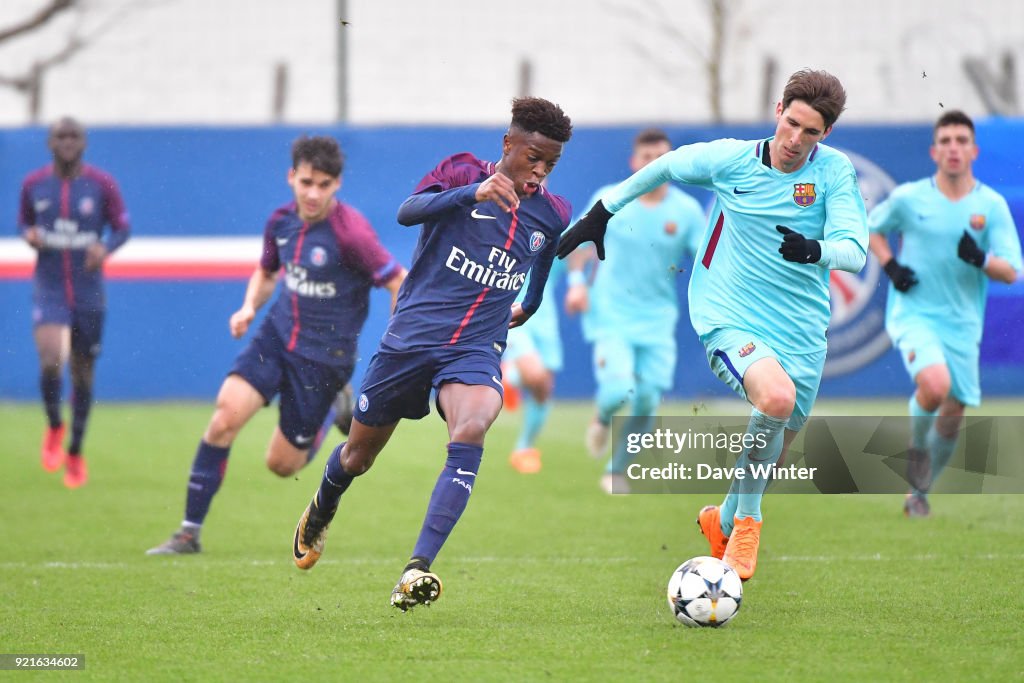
634,128,670,148
510,97,573,143
292,135,344,178
934,110,975,138
782,69,847,129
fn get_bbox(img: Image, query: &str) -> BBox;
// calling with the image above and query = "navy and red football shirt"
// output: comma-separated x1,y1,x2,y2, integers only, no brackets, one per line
260,200,401,368
18,163,130,310
383,152,571,352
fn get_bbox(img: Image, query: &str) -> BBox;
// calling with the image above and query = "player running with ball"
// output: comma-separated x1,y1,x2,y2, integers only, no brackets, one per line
292,97,573,610
557,69,868,580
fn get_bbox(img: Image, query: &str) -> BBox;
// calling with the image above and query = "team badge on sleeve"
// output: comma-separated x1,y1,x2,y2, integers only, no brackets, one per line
792,183,816,207
969,214,986,231
529,231,546,252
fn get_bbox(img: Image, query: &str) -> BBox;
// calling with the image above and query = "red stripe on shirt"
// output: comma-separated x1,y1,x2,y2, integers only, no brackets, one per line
60,180,75,306
449,288,489,345
286,223,309,352
503,207,519,250
701,211,725,269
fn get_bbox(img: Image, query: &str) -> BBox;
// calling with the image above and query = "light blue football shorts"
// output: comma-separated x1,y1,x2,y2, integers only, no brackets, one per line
701,327,825,432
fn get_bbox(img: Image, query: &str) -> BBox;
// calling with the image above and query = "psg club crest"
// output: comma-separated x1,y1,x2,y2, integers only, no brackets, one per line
310,246,328,266
969,214,986,231
792,183,816,207
529,231,545,252
78,196,95,216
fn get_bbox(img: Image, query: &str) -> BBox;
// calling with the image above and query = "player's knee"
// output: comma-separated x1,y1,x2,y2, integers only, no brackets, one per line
449,415,492,444
339,443,376,476
204,410,241,446
527,374,554,402
266,454,301,478
756,384,796,418
916,377,950,409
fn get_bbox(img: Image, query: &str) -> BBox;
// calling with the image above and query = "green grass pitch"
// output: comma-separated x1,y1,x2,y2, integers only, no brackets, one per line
1,399,1022,681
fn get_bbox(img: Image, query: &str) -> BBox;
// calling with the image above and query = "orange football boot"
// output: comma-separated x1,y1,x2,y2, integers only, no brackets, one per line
723,516,762,580
508,447,542,474
41,424,66,472
63,454,88,489
696,505,729,560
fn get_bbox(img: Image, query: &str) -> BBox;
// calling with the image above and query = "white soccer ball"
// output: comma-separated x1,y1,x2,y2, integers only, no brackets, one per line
666,556,743,627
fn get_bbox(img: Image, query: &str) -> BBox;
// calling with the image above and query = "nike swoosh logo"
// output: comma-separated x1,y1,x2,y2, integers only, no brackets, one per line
276,237,289,246
294,434,313,445
471,208,497,220
456,468,477,477
733,187,756,195
492,376,503,386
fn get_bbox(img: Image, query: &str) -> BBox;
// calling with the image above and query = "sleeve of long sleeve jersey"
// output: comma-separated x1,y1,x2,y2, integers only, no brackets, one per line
817,164,868,273
601,143,716,213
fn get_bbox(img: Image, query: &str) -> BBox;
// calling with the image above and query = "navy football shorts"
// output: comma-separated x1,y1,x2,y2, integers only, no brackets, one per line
230,318,351,449
354,344,503,426
33,301,105,359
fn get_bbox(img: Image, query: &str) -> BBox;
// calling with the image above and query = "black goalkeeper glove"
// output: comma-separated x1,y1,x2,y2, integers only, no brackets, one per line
882,258,919,292
556,200,613,260
957,230,987,268
776,225,821,264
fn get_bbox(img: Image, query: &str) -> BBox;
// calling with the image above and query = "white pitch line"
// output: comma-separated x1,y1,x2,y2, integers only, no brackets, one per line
1,554,1022,571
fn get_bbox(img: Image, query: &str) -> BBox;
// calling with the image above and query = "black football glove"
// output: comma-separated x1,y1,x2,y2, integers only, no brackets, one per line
776,225,821,264
556,200,613,260
957,230,987,268
882,258,918,292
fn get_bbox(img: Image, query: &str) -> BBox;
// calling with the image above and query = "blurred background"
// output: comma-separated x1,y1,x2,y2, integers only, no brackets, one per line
1,0,1022,401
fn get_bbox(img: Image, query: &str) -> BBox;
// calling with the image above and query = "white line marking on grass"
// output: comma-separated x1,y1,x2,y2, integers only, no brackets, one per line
0,556,640,571
3,554,1023,571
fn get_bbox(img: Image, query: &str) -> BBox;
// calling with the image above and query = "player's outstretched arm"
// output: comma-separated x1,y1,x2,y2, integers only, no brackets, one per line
397,185,480,226
555,200,613,260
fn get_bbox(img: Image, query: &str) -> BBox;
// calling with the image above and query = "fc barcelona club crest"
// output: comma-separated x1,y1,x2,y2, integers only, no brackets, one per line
793,183,816,207
969,214,986,231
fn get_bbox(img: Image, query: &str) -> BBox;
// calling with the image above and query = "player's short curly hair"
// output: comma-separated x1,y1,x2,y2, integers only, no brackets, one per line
510,97,573,143
782,69,847,130
292,135,344,178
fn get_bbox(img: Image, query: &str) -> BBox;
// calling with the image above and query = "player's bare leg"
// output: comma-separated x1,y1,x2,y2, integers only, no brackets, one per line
35,324,70,472
148,375,265,555
508,352,552,474
293,418,397,569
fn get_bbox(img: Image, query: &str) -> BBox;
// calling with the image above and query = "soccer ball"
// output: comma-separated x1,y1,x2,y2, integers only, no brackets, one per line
666,556,743,627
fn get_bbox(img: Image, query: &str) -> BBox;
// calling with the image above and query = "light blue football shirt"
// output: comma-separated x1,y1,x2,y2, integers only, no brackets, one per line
602,138,868,356
577,184,705,342
868,177,1022,349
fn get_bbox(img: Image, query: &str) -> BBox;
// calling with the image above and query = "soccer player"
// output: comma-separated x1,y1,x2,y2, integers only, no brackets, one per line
563,128,705,494
557,70,867,580
502,257,565,474
147,136,405,555
291,97,573,610
868,110,1021,517
18,117,131,489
